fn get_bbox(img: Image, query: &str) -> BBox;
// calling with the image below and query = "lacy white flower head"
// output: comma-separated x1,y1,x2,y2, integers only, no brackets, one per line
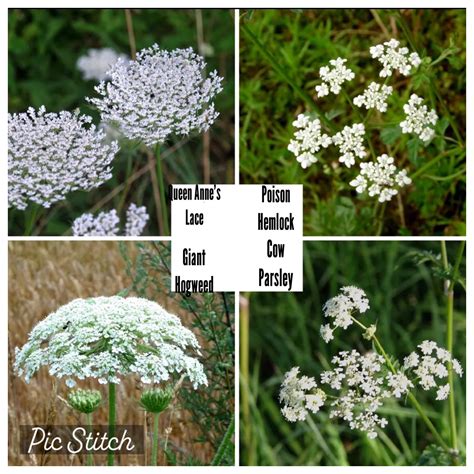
403,340,463,400
321,286,370,342
71,203,149,236
332,123,367,168
354,82,393,113
8,106,119,210
279,367,326,422
76,48,128,82
350,154,412,203
88,44,223,147
315,57,355,97
400,94,438,142
288,114,332,169
321,350,392,439
14,296,207,389
370,38,421,77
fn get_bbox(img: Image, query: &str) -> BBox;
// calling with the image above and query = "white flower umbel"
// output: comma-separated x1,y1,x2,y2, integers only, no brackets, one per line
76,48,128,82
72,203,149,236
8,107,118,211
14,296,207,388
288,114,332,169
279,367,326,422
403,340,463,397
350,154,412,203
400,94,438,142
321,286,370,340
332,123,367,168
353,82,393,113
370,38,421,77
315,57,355,97
88,44,223,146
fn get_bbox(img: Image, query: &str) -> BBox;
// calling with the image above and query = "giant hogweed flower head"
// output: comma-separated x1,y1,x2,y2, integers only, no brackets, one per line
320,286,369,342
370,38,421,77
76,48,128,82
400,94,438,142
332,123,367,168
14,296,207,389
350,154,412,203
88,44,223,146
279,367,326,422
288,114,332,169
354,82,393,113
8,107,118,210
315,57,355,97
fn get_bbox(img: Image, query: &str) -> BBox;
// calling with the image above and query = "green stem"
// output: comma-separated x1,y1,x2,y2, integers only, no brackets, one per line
86,412,93,466
155,144,170,236
350,316,450,451
410,149,461,180
375,202,386,236
240,293,250,464
240,22,335,132
151,412,159,466
108,383,116,466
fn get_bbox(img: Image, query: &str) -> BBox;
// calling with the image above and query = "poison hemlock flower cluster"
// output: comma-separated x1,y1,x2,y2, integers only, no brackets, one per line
88,44,224,146
281,286,463,439
14,296,208,389
72,203,149,236
76,48,128,82
290,38,436,203
8,107,119,210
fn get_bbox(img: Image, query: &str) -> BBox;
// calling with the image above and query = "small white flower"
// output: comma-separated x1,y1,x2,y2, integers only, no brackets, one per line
332,123,367,168
400,94,438,142
76,48,128,82
353,82,393,112
288,114,331,169
370,38,421,77
320,324,334,343
436,383,450,401
387,372,413,398
419,340,437,355
452,358,463,377
316,57,355,97
125,203,149,236
403,352,419,369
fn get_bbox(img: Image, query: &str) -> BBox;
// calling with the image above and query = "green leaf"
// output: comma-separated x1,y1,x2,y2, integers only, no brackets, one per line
407,138,421,166
417,444,463,466
380,126,402,146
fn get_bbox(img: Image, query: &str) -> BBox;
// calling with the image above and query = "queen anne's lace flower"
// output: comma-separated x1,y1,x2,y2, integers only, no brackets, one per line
76,48,127,82
279,367,326,422
350,154,412,203
288,114,331,168
370,38,421,77
8,107,118,210
332,123,367,168
88,44,223,146
14,296,207,388
400,94,438,142
315,58,355,97
72,203,149,236
353,82,393,113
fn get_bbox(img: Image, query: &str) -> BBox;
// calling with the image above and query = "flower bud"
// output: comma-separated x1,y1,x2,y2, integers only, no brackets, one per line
68,389,102,414
139,386,174,414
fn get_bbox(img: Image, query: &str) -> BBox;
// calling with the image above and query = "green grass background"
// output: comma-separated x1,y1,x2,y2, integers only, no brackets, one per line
240,9,466,236
9,8,235,235
240,241,466,466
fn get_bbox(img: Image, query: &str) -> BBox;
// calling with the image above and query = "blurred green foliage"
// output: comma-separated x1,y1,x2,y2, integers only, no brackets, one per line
9,9,235,235
240,9,466,236
241,241,466,466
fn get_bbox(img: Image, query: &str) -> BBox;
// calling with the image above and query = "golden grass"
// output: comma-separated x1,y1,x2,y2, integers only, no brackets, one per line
8,241,220,466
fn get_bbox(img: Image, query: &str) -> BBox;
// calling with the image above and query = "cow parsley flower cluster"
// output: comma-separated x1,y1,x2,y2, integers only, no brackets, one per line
88,44,223,147
354,82,393,112
76,48,128,82
287,114,332,168
400,94,438,142
14,296,207,389
403,340,463,400
332,123,367,168
279,367,326,422
350,154,412,203
8,107,119,210
320,286,370,342
370,38,421,77
315,58,355,97
72,203,149,236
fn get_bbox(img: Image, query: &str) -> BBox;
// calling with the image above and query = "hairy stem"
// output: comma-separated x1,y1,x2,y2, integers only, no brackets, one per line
108,383,116,466
151,413,159,466
155,145,170,236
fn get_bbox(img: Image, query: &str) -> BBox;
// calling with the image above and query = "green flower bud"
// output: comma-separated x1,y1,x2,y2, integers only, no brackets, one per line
139,386,174,414
68,389,102,414
363,324,377,341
